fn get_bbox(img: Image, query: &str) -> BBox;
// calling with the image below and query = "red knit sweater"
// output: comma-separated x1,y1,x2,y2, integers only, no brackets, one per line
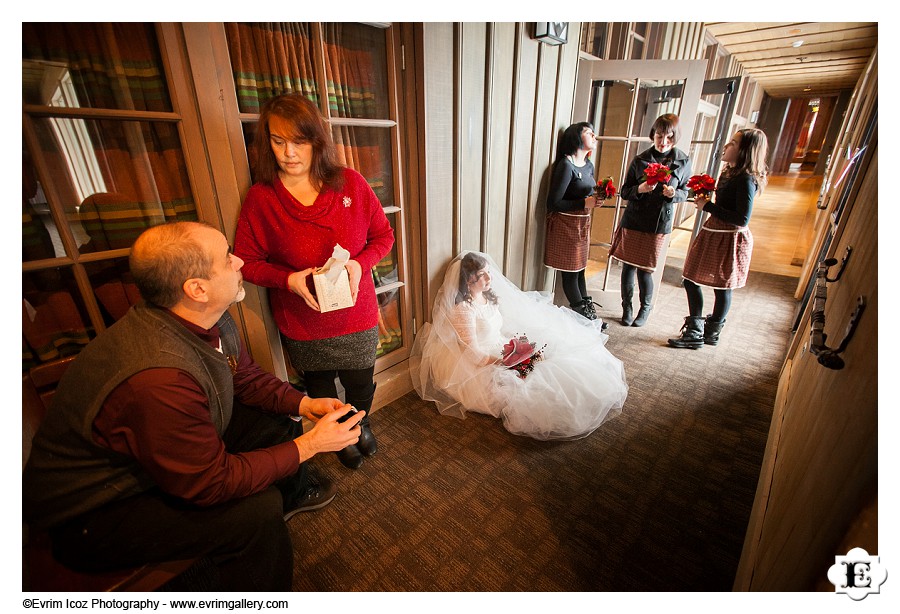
235,168,394,342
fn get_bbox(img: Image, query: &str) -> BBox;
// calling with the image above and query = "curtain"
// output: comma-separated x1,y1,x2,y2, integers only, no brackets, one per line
225,23,319,113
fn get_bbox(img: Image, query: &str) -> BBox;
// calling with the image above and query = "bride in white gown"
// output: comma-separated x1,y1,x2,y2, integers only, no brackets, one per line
409,251,628,440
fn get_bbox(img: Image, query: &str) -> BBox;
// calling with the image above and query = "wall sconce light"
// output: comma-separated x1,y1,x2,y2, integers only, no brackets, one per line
534,23,569,45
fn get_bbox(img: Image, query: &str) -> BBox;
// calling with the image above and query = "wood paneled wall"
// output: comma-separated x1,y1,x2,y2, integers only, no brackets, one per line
419,23,583,312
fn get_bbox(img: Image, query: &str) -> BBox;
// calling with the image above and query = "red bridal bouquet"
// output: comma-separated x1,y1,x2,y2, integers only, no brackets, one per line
642,163,672,187
595,177,617,200
687,173,716,198
501,334,546,379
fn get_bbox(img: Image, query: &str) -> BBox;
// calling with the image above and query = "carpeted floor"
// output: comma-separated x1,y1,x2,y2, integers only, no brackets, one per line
288,260,800,591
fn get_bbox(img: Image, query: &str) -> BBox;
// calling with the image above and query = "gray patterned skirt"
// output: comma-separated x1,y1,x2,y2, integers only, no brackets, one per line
282,326,378,371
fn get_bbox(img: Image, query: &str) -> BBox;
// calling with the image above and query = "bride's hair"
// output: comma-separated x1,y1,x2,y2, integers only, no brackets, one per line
456,253,499,305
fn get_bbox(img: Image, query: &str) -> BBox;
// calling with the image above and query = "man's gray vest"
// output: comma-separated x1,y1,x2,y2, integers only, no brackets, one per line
23,302,240,529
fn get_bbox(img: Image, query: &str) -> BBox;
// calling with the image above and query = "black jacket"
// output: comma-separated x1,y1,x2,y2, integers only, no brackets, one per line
619,147,691,234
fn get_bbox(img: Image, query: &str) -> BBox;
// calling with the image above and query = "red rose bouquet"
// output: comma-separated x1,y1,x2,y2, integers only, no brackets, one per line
687,173,716,198
595,177,617,200
501,334,546,379
642,163,672,187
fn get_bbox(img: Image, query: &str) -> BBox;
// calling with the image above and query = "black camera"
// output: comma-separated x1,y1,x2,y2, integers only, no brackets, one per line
337,406,358,423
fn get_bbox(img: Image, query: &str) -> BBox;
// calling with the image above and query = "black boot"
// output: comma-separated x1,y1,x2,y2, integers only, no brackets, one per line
667,316,705,349
631,285,652,327
631,299,653,327
570,298,593,320
704,315,726,346
353,384,377,457
336,444,363,469
621,299,634,326
583,297,609,331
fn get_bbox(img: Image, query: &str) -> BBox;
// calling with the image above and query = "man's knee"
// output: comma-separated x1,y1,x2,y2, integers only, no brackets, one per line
228,487,286,538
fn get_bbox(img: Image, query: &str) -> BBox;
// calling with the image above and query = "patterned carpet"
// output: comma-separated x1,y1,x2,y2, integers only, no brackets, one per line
288,261,800,591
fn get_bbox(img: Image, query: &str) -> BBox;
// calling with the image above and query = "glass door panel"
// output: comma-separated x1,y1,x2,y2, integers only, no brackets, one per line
331,125,395,206
22,23,201,372
374,213,401,289
31,118,198,255
23,23,172,112
322,23,390,120
633,80,684,138
85,257,141,325
576,58,706,293
224,22,410,368
593,80,633,138
23,267,93,369
375,289,402,359
224,22,320,113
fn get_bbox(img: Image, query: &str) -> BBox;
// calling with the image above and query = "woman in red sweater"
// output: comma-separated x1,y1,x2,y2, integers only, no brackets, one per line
235,94,394,469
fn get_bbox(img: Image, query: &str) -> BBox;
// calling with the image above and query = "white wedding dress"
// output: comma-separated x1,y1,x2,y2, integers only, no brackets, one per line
409,251,628,440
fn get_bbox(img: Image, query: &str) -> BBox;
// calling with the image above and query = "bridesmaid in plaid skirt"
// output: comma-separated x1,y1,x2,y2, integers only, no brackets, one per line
668,128,769,349
543,122,607,330
611,113,692,327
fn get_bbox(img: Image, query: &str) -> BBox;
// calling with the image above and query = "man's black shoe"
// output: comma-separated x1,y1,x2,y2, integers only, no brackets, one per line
283,472,337,520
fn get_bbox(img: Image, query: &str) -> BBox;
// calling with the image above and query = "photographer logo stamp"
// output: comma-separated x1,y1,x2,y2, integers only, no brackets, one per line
826,547,887,600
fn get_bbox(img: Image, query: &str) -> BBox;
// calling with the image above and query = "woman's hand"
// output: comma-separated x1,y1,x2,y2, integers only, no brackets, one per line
637,181,653,194
584,195,600,209
344,259,363,304
287,268,321,311
694,193,710,210
661,184,676,198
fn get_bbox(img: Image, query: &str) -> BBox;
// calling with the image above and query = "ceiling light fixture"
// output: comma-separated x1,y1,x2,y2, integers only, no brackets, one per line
792,40,804,48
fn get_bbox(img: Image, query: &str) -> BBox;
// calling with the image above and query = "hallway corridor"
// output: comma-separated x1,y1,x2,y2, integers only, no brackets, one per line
668,170,823,278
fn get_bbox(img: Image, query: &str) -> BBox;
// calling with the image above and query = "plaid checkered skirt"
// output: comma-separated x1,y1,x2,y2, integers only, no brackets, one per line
544,211,591,271
682,216,753,289
609,227,667,271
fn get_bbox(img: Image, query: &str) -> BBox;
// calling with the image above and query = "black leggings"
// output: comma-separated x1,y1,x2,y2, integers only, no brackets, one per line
621,263,654,303
303,367,376,413
560,270,588,305
683,279,732,319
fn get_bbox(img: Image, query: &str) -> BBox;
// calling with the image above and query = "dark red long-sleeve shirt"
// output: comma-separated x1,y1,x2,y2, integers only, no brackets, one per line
92,310,305,506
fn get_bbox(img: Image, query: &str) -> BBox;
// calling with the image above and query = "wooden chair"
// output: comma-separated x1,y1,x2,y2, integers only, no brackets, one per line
22,357,197,592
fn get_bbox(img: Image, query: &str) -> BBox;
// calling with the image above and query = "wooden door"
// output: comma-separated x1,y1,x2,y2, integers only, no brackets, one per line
734,131,877,591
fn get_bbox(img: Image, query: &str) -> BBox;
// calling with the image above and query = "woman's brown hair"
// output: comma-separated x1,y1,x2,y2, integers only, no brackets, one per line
725,128,769,192
252,93,344,190
649,113,681,143
456,253,499,305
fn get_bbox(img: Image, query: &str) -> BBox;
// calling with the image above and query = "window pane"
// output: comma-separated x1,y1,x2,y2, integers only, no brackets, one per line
322,23,390,120
332,126,394,206
375,288,402,359
24,147,63,261
595,140,627,191
630,38,644,60
85,257,140,325
609,23,629,60
632,79,684,138
594,80,634,139
31,118,198,254
373,212,399,289
22,23,171,112
225,23,320,114
580,22,608,58
23,268,93,370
